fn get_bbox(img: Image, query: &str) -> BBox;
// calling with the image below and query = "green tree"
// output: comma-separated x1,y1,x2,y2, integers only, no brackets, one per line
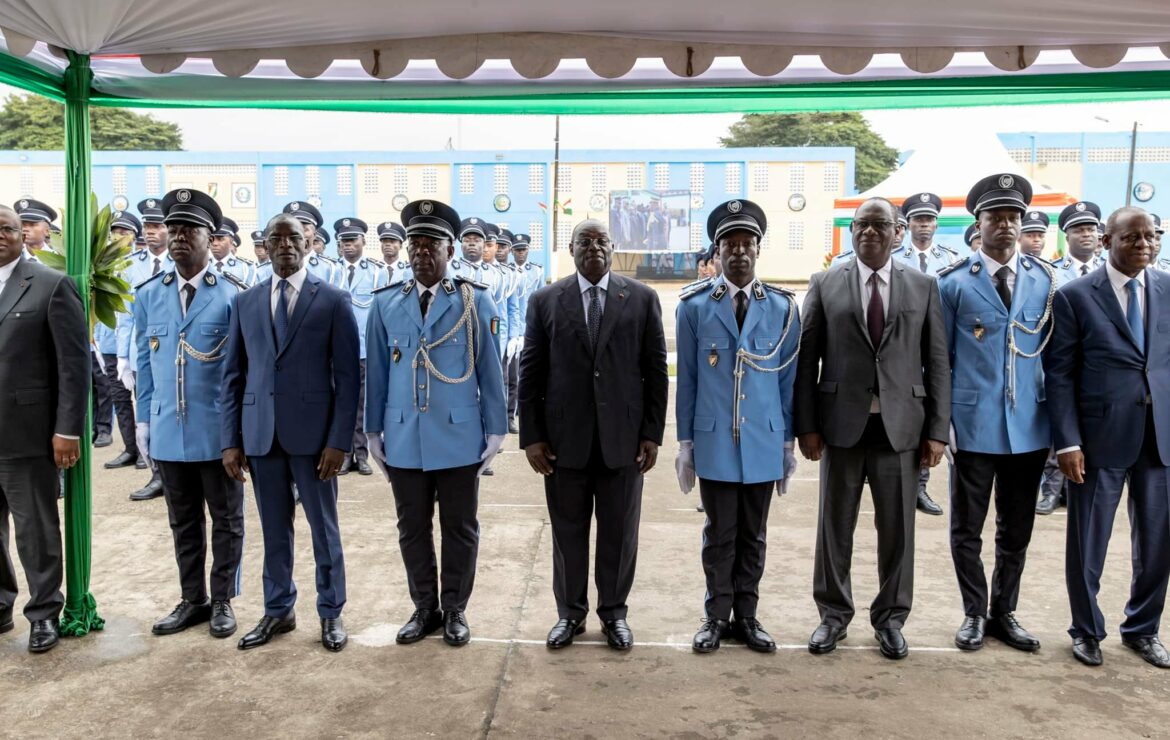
0,94,182,150
720,112,897,191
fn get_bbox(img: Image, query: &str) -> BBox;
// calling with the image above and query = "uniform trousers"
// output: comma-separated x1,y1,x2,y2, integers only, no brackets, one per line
101,353,137,454
351,359,368,463
0,456,63,621
950,448,1048,618
698,478,774,621
506,354,520,419
249,437,347,619
91,349,113,437
814,414,918,630
387,462,480,612
1067,411,1170,640
155,460,245,602
544,437,643,622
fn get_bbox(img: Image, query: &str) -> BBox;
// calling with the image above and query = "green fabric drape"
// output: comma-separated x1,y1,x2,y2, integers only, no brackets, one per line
60,51,103,637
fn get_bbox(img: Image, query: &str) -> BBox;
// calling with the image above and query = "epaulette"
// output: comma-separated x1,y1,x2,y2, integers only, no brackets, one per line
680,278,713,301
135,271,167,290
367,257,386,267
762,282,795,297
321,255,338,264
454,275,488,290
372,282,399,294
678,277,710,294
131,248,148,260
531,262,542,269
938,244,960,255
220,271,248,290
237,256,255,265
1020,254,1054,275
937,256,969,277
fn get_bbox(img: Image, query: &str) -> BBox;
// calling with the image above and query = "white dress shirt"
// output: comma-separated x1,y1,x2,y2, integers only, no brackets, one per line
980,249,1019,295
1068,255,1095,277
0,255,18,292
270,265,308,319
857,258,891,322
578,271,610,315
1106,261,1146,321
176,266,209,317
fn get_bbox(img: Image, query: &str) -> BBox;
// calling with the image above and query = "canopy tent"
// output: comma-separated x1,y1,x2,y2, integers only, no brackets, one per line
3,0,1170,638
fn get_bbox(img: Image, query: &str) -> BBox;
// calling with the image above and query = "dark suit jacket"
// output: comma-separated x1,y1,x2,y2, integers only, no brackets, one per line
0,256,89,459
519,272,668,470
1044,267,1170,468
794,258,950,452
220,272,360,457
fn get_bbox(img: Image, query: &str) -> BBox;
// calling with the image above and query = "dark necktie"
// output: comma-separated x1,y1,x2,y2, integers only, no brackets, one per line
216,260,224,271
867,273,884,349
1081,264,1089,276
181,284,195,315
995,266,1012,309
152,257,161,276
1128,278,1145,353
587,286,602,348
274,279,290,344
420,290,433,318
348,264,356,286
734,291,748,331
919,252,928,273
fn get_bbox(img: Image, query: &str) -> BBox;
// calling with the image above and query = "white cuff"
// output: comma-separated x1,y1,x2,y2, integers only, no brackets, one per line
1056,446,1081,455
55,434,80,440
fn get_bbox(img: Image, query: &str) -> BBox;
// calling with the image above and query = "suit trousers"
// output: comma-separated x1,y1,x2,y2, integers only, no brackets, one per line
249,438,347,618
0,456,63,621
351,359,367,463
91,350,113,437
1067,411,1170,640
814,414,918,630
102,353,137,455
387,463,480,611
698,478,774,621
544,439,643,622
155,460,245,603
950,448,1047,618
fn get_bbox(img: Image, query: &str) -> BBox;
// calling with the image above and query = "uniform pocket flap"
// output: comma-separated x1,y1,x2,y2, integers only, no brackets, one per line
450,405,478,424
694,415,716,432
818,381,838,394
388,333,414,348
150,398,162,415
388,407,404,423
147,324,169,337
753,337,778,351
769,415,785,431
200,324,227,336
1022,308,1044,322
912,384,927,398
700,336,730,350
952,388,979,405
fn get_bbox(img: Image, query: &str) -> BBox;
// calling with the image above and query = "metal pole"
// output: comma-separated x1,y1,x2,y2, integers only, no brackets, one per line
1125,120,1138,207
551,115,561,256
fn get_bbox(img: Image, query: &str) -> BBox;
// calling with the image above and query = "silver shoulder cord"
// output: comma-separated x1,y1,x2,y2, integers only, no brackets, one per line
175,330,229,423
1006,259,1058,409
411,283,479,412
732,293,801,444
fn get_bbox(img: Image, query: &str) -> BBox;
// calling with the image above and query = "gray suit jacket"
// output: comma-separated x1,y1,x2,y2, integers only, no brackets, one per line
794,257,950,453
0,256,89,459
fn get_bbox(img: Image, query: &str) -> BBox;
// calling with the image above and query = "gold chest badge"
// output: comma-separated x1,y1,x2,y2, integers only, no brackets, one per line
150,336,160,352
708,349,718,368
973,322,985,342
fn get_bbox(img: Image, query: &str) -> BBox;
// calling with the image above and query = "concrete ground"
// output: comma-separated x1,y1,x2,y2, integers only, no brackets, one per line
2,283,1168,738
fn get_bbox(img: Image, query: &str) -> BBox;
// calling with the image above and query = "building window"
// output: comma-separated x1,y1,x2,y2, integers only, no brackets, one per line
823,164,840,193
145,166,161,195
690,163,705,193
788,221,805,250
788,164,805,193
393,165,409,195
556,166,571,194
422,167,438,195
824,220,835,249
528,164,544,194
459,165,475,194
305,165,320,197
494,164,508,195
1006,148,1032,165
591,165,607,194
556,220,573,250
18,166,32,197
1035,148,1080,164
528,221,544,250
51,167,65,195
654,163,670,189
691,222,703,250
1136,148,1170,163
274,166,289,196
626,164,644,189
361,167,379,194
112,166,127,195
725,162,742,193
751,163,769,192
336,166,352,196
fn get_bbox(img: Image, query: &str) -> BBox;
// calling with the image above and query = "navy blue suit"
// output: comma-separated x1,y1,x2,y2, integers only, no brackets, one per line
1044,266,1170,641
221,271,361,619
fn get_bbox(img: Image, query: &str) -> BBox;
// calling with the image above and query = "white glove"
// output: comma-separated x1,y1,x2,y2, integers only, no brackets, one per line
365,432,391,482
135,422,150,467
117,358,135,391
777,442,797,496
675,440,696,494
478,433,505,476
505,337,523,363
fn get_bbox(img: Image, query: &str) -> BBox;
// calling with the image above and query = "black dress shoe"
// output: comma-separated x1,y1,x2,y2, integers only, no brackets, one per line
482,467,494,476
808,622,847,654
357,460,373,476
693,618,730,653
602,618,633,650
28,619,59,653
875,628,908,660
955,615,986,651
153,599,212,635
209,600,237,638
396,608,443,644
508,419,519,434
1072,636,1103,666
1035,492,1061,515
546,618,585,649
238,614,296,650
0,608,13,634
1123,636,1170,668
103,451,137,469
338,457,353,475
135,456,148,470
916,489,943,515
443,610,471,646
321,617,348,652
733,617,777,653
93,432,113,448
987,613,1041,652
129,478,164,501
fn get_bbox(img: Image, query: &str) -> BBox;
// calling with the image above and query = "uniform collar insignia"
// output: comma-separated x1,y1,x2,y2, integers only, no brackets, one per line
971,261,982,274
451,258,462,269
931,246,940,257
162,272,175,285
752,281,765,300
309,256,318,265
711,283,727,301
204,272,217,286
402,279,415,295
1021,258,1032,270
903,247,912,256
441,278,456,294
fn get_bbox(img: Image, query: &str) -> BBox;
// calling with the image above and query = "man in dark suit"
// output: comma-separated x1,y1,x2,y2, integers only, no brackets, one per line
1045,206,1170,669
0,204,89,653
795,197,950,660
221,212,361,653
519,218,668,651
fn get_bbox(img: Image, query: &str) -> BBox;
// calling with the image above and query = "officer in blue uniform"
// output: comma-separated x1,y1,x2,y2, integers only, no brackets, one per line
133,188,246,640
938,173,1054,654
365,199,507,648
453,217,488,286
378,221,412,285
1017,210,1051,259
251,230,273,283
1052,201,1104,285
211,217,254,286
506,233,541,433
493,229,524,433
283,200,338,285
333,216,389,476
14,198,58,260
964,222,981,253
116,197,175,500
95,209,144,466
675,199,799,654
313,227,342,283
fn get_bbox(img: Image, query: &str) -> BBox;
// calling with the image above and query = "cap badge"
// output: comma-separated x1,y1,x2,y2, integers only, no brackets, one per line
146,199,156,208
289,202,300,211
998,175,1014,189
343,219,351,227
470,217,478,224
420,201,434,215
1029,212,1039,219
1075,202,1087,212
920,193,930,202
728,200,742,214
177,190,191,203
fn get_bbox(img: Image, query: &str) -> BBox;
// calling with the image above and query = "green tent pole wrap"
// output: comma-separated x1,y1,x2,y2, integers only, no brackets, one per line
60,51,103,637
